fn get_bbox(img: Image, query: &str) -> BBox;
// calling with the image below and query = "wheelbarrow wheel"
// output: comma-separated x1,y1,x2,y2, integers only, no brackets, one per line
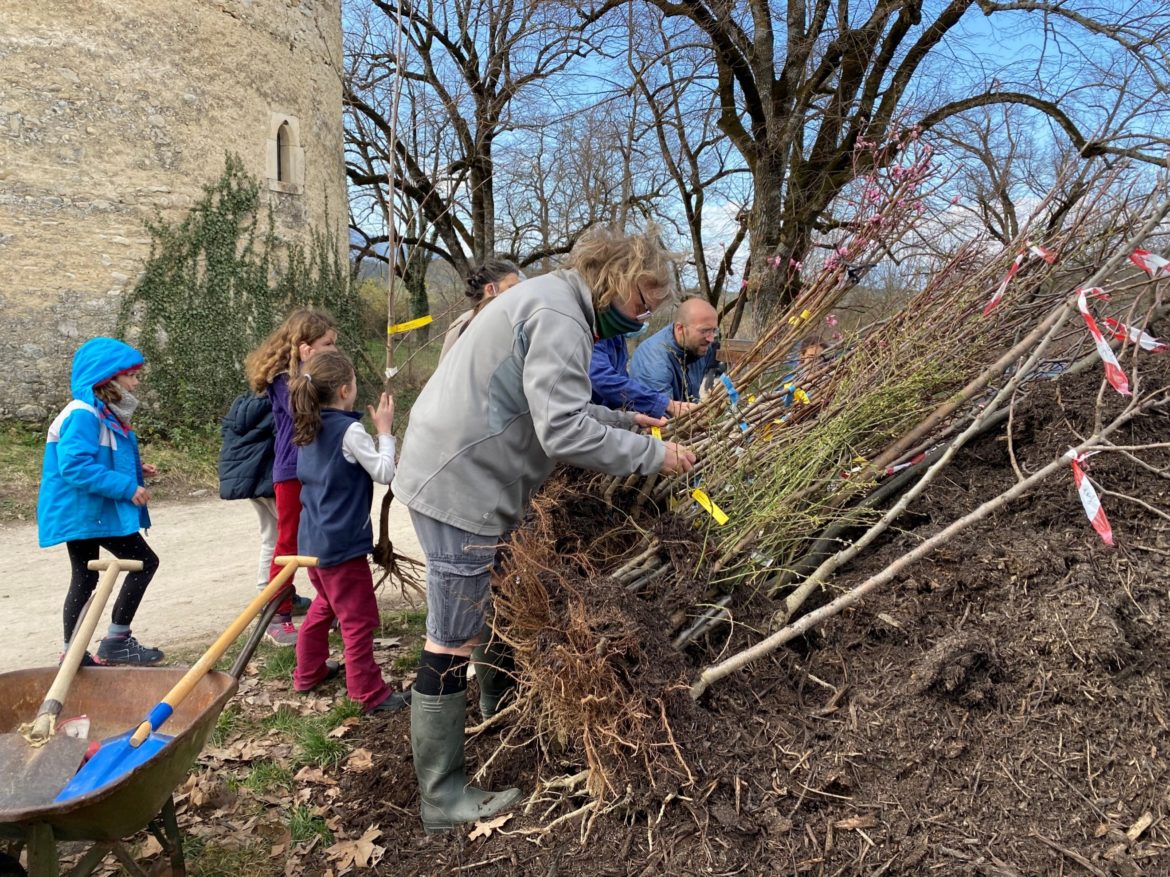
0,851,27,877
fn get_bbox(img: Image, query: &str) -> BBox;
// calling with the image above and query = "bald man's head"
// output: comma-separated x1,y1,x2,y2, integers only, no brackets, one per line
674,299,719,356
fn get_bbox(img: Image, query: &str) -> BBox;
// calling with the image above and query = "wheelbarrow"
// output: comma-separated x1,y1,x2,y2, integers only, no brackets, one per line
0,556,317,877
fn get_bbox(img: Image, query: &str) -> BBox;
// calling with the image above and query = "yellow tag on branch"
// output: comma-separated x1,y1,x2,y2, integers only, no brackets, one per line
794,389,810,405
387,315,434,335
691,488,729,526
651,426,662,440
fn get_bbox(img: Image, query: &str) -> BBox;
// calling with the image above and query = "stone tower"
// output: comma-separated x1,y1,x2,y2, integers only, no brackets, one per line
0,0,347,419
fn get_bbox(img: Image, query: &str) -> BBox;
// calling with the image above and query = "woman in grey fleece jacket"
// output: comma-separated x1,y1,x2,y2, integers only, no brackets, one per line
392,226,697,832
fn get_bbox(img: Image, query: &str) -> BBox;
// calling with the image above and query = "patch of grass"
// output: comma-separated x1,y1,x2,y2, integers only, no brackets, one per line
210,704,242,747
392,641,424,674
288,804,334,846
0,422,47,522
257,643,297,681
242,760,293,794
260,704,304,735
381,608,428,636
294,723,349,770
323,698,364,726
139,428,220,501
0,422,222,524
183,835,274,877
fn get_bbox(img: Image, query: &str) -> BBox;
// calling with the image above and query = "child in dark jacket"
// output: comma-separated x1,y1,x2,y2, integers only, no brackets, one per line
289,351,409,714
37,337,164,666
218,391,277,592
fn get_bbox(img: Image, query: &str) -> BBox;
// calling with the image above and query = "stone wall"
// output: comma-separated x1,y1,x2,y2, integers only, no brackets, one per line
0,0,346,420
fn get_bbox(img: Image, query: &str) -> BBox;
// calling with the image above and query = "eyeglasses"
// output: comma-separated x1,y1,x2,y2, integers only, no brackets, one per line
631,284,655,322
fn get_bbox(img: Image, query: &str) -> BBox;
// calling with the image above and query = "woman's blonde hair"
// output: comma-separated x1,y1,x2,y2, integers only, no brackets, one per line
245,307,337,393
566,225,679,309
289,351,355,446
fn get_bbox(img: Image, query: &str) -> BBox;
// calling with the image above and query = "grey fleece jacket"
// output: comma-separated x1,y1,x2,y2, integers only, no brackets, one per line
392,269,666,535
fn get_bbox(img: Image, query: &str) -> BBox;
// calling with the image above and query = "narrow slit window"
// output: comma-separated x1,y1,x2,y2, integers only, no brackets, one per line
276,122,291,183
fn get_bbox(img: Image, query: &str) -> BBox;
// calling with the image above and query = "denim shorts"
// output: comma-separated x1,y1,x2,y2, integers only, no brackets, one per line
409,509,502,648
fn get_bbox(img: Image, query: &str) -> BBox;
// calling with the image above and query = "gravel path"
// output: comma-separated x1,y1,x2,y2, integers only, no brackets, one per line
0,485,422,672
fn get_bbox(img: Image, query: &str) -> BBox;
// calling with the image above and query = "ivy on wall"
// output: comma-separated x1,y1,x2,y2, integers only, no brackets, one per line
117,155,373,436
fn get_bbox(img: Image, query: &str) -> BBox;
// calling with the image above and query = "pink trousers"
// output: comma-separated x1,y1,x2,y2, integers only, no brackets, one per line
293,557,390,712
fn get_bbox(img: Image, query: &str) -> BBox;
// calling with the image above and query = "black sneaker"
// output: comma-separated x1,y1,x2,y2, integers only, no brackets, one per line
97,635,165,666
367,687,411,715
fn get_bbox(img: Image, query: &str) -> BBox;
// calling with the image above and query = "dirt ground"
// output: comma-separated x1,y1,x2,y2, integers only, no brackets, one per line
314,361,1170,875
0,485,421,672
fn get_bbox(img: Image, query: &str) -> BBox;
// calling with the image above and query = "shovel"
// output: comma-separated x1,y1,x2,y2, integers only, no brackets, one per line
55,554,318,803
0,557,143,811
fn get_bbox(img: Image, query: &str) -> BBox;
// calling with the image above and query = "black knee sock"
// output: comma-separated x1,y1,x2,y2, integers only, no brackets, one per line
415,650,468,696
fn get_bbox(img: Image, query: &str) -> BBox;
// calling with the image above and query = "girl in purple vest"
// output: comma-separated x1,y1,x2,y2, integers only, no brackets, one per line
288,351,409,714
244,307,339,646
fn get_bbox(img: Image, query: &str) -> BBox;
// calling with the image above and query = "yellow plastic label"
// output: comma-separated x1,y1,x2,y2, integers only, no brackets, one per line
691,488,729,525
387,315,434,335
651,426,662,440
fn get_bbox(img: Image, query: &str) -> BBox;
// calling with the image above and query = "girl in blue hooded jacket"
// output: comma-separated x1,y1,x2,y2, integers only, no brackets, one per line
37,337,164,666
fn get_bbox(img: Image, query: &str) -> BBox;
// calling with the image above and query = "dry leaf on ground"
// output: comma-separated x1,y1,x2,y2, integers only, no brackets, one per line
325,826,384,870
468,812,513,841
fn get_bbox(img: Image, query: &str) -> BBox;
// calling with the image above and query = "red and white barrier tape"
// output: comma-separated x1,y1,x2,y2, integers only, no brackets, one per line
1131,248,1170,278
1102,317,1168,353
984,241,1057,316
1076,288,1130,396
1065,449,1113,546
885,451,926,476
984,253,1025,316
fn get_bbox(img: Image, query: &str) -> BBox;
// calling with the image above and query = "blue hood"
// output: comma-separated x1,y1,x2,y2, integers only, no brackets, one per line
70,338,144,406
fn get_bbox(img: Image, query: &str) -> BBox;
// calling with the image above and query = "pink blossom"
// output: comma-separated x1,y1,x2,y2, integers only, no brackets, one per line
789,258,803,271
767,254,782,268
950,194,960,205
740,279,748,289
826,314,839,327
832,331,843,341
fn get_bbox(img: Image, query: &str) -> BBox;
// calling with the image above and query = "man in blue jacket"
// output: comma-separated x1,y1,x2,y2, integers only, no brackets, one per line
630,298,720,403
589,334,696,418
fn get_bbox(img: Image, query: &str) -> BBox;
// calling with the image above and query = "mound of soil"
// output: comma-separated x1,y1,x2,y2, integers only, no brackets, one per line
325,357,1170,875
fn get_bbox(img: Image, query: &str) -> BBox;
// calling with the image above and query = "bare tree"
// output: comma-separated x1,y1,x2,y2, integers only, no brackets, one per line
344,0,593,280
584,0,1170,324
625,5,751,307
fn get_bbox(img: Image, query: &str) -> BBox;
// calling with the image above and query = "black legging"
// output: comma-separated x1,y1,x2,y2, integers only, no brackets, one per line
63,534,160,642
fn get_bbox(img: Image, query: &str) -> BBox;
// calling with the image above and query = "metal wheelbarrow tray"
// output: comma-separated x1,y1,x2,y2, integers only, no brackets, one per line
0,603,278,877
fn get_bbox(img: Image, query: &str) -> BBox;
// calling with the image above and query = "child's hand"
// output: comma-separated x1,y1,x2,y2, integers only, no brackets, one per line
142,463,158,478
369,392,395,435
131,486,151,506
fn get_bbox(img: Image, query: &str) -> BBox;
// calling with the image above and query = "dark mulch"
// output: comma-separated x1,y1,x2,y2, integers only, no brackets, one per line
324,355,1170,876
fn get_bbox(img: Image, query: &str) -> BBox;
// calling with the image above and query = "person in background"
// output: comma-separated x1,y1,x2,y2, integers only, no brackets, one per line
439,259,524,362
629,298,720,403
244,307,339,647
37,337,164,666
589,327,697,418
217,389,278,598
288,351,410,714
393,225,697,833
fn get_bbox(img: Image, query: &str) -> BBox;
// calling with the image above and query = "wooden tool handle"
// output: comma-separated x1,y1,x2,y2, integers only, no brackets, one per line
27,558,145,743
128,555,318,747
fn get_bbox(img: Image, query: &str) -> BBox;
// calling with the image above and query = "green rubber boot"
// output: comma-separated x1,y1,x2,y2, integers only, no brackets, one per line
471,640,517,719
411,689,522,833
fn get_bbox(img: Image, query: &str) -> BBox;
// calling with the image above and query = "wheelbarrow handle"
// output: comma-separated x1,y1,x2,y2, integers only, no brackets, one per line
27,559,144,743
127,554,318,748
